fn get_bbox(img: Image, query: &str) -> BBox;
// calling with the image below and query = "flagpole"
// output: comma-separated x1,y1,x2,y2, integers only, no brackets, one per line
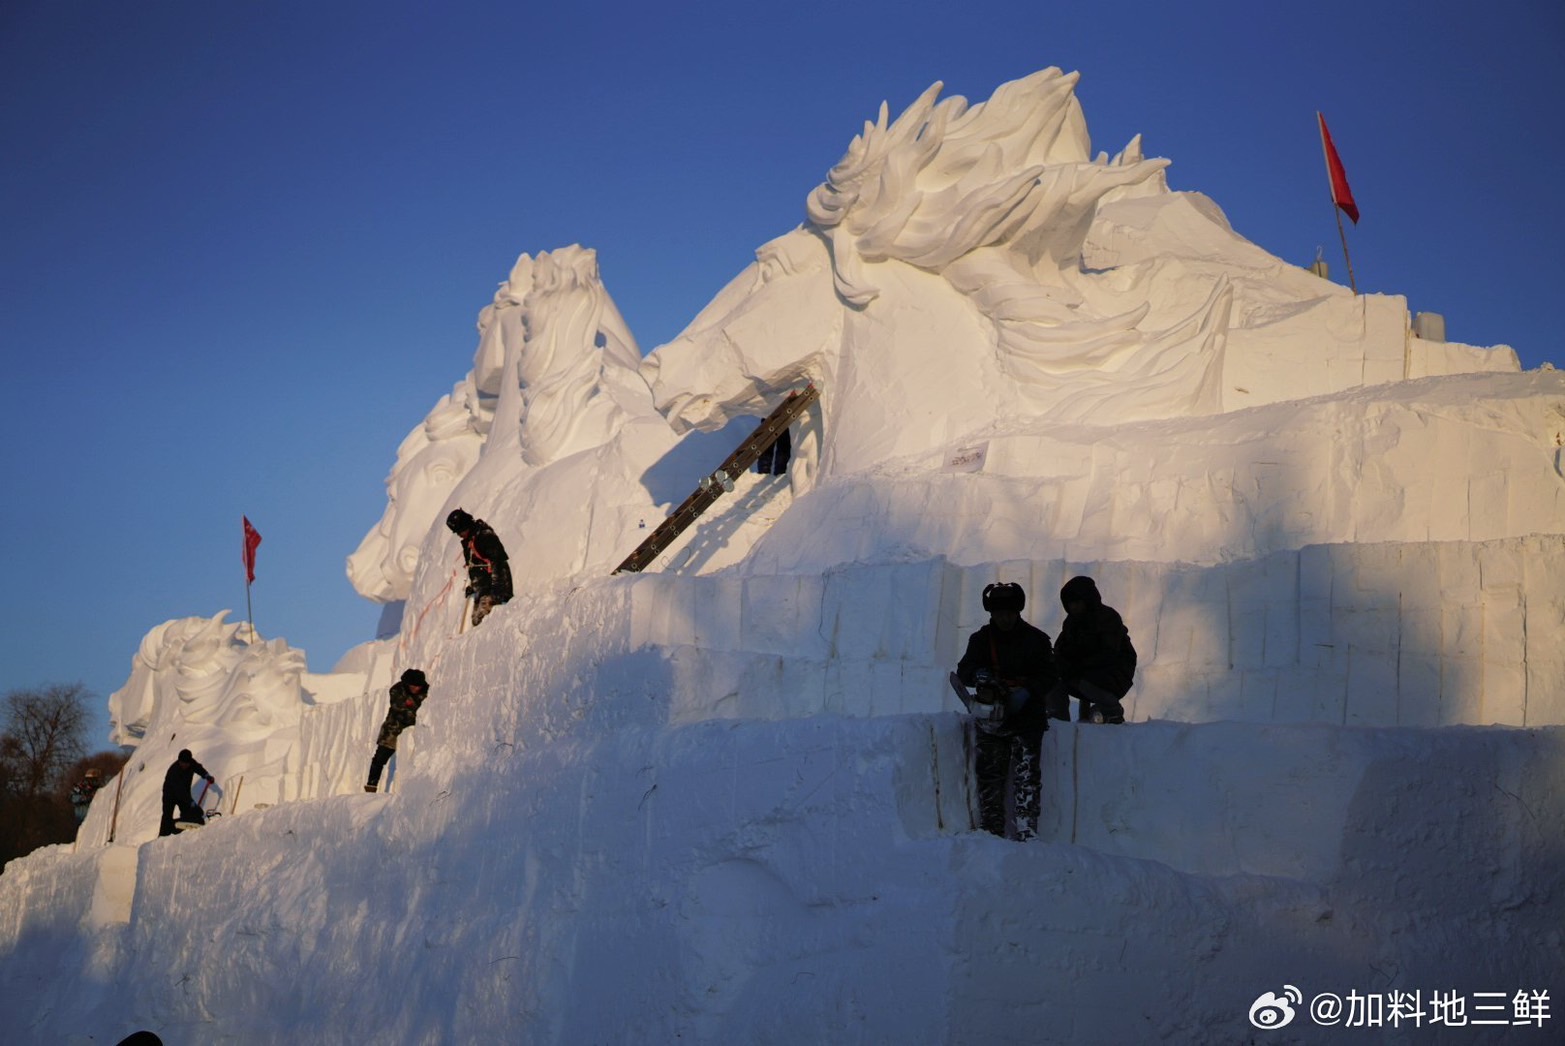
242,517,261,643
1330,200,1357,295
1317,112,1358,294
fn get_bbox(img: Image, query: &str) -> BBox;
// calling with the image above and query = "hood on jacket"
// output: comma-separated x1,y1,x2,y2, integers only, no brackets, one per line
1060,575,1102,610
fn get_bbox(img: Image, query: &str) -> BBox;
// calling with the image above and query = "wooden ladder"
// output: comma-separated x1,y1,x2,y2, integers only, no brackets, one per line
613,383,819,574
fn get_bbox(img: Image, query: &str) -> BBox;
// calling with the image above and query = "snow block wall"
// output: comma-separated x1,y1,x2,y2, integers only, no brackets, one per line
1220,290,1516,402
1057,536,1565,728
1036,719,1565,881
7,692,1556,1042
615,535,1564,732
736,372,1565,579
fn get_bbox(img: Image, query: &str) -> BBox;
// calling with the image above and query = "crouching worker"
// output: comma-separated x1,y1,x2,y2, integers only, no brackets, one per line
365,669,430,793
956,582,1057,841
1045,576,1136,724
159,750,216,836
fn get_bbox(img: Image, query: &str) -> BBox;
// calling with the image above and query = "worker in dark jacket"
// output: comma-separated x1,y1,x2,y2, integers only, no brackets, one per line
956,582,1057,840
365,669,430,792
1045,575,1136,724
446,508,513,627
159,749,216,836
70,768,104,823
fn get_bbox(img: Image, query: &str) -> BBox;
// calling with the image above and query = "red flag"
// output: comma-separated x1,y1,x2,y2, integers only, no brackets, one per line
242,516,262,584
1317,112,1359,224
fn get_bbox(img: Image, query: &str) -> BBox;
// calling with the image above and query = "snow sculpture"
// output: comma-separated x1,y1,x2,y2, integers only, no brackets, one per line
644,68,1518,480
346,254,534,606
513,248,647,466
85,612,329,845
108,612,305,745
412,246,686,600
803,70,1217,411
643,68,1231,476
350,245,690,668
349,246,656,604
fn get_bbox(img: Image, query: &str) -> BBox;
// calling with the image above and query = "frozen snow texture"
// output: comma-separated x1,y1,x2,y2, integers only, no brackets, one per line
4,68,1562,1045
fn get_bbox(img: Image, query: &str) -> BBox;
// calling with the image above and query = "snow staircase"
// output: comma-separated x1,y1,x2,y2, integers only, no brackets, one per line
613,383,819,574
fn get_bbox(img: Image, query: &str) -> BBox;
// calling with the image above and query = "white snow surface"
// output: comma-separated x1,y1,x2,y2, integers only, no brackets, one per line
3,68,1562,1044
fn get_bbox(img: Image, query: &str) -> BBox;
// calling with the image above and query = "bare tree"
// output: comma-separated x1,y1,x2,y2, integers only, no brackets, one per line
2,684,89,796
1,683,94,868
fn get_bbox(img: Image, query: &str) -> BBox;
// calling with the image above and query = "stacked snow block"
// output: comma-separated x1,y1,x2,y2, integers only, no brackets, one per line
1221,292,1408,407
0,846,104,945
1039,537,1563,727
744,373,1565,596
627,535,1563,729
628,560,958,721
1034,718,1565,886
1405,336,1521,379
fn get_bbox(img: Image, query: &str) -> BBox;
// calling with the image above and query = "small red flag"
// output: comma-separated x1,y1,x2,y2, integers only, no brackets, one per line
242,516,262,584
1317,112,1359,224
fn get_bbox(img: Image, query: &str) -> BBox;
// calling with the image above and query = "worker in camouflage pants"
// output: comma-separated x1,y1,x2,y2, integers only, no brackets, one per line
956,583,1057,840
365,669,429,792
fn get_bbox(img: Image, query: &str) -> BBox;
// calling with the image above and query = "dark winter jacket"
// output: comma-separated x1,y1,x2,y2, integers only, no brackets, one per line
459,519,513,603
1053,576,1137,698
70,778,102,811
958,619,1058,699
958,619,1057,737
376,680,429,749
162,755,213,801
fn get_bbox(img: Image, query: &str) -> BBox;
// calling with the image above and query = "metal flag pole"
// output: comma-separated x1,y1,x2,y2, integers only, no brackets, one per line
242,517,262,643
1329,193,1357,295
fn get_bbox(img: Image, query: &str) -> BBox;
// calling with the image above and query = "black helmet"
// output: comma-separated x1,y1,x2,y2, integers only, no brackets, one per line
445,508,474,534
401,668,428,689
982,582,1025,613
178,749,193,762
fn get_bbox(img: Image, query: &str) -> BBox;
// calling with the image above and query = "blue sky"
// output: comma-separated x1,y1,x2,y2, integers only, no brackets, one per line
3,0,1561,746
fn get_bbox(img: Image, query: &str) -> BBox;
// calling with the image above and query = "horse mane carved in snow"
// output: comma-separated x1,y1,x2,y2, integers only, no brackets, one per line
644,67,1231,465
